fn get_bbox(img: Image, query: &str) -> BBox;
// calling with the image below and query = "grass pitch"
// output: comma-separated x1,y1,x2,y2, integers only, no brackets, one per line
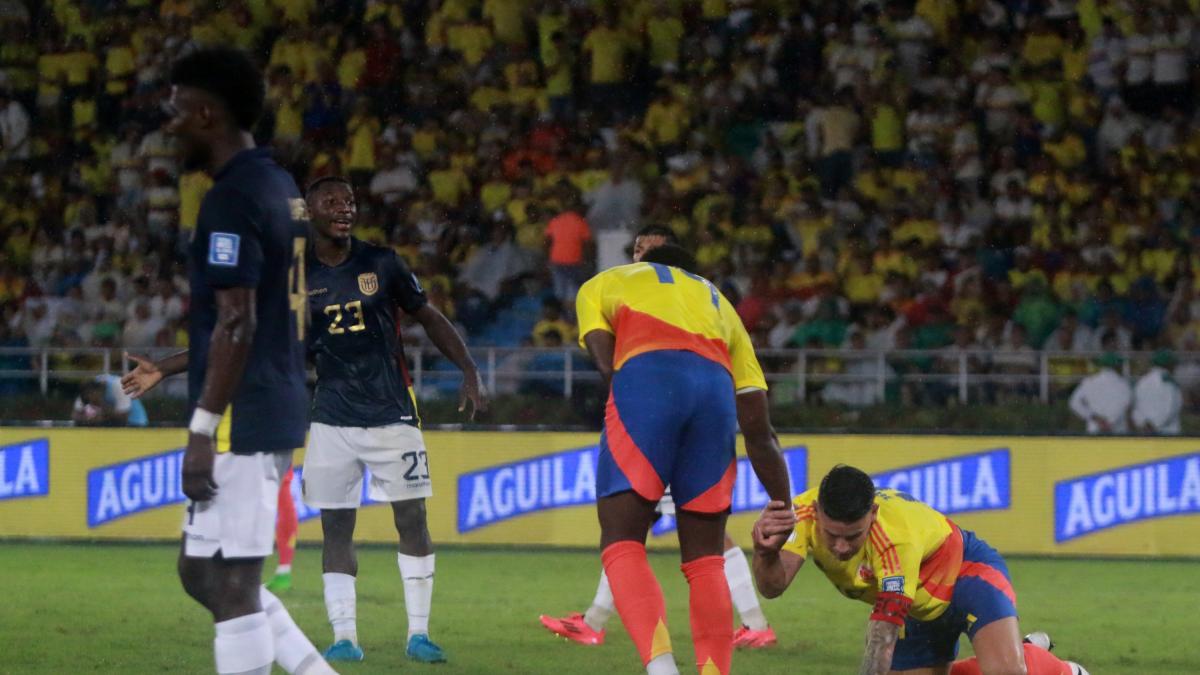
1,542,1193,674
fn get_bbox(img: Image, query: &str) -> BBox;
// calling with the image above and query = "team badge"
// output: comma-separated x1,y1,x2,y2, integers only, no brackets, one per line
358,272,379,296
208,232,240,266
289,198,310,221
882,576,905,593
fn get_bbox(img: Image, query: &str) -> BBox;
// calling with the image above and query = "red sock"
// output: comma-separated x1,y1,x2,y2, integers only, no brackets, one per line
275,466,297,568
950,644,1073,675
681,555,732,675
601,541,672,666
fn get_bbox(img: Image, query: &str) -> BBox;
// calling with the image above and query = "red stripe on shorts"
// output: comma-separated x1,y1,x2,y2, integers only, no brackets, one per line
679,459,737,513
959,561,1017,606
604,393,666,501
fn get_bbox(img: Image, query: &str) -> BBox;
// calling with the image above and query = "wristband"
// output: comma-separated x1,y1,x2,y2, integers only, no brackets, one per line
189,408,221,437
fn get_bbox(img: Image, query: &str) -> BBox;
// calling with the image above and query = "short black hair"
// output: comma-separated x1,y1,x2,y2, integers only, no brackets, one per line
306,175,353,197
635,225,679,244
170,47,265,131
818,465,876,523
639,243,699,275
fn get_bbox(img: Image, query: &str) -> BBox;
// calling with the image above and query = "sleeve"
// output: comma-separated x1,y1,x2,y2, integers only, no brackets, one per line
386,251,428,314
575,273,612,347
869,528,920,626
195,188,264,289
1068,378,1092,420
722,295,767,391
105,377,133,413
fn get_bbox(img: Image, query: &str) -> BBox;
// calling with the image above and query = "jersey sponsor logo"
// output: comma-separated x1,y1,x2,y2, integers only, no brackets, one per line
308,287,328,296
208,232,240,266
289,197,310,221
872,449,1011,515
651,446,809,536
1054,453,1200,542
0,439,49,501
87,449,184,527
457,445,598,532
882,576,905,593
357,272,379,296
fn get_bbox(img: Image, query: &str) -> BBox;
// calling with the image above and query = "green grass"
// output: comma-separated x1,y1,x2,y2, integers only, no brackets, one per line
0,543,1194,674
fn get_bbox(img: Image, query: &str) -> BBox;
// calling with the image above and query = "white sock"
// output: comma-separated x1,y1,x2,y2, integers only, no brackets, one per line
398,553,435,638
214,612,273,675
646,653,680,675
725,545,768,631
323,572,358,645
261,587,326,674
275,564,292,574
583,570,614,633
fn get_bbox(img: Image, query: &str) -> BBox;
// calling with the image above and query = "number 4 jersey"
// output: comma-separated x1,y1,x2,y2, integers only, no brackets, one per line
575,262,766,391
307,237,428,429
188,147,310,454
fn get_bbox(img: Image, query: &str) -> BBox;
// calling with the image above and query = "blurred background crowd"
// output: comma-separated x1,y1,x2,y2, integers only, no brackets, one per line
2,0,1200,419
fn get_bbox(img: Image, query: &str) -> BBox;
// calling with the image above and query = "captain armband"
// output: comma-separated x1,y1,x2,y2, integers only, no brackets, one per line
869,591,912,626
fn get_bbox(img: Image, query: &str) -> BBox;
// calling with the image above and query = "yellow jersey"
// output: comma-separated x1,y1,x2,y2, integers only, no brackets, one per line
575,262,766,391
783,487,961,622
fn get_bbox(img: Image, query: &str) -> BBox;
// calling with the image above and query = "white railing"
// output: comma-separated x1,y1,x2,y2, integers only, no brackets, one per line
1,346,1196,406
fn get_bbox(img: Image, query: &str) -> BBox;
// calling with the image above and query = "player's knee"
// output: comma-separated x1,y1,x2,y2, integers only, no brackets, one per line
392,499,428,538
320,508,356,542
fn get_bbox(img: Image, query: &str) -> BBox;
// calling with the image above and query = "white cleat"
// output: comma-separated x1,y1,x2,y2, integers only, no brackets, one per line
1023,630,1054,651
1066,661,1090,675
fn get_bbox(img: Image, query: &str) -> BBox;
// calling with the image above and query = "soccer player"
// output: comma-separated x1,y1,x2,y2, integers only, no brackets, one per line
751,464,1089,675
121,48,335,675
575,243,793,675
266,466,299,591
302,175,486,664
540,227,778,650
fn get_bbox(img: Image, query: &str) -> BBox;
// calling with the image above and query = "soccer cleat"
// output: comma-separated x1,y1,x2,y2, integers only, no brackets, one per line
406,633,447,663
538,612,605,646
1066,662,1090,675
1023,631,1054,651
732,625,777,649
265,571,292,592
322,639,364,662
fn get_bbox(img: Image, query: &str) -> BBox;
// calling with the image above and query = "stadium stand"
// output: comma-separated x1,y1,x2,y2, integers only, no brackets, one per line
1,0,1199,413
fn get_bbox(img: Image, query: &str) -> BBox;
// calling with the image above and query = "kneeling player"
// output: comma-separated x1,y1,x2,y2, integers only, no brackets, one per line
301,177,486,663
752,465,1089,675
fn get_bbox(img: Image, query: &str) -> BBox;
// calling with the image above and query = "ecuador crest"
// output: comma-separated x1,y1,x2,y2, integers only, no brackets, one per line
358,272,379,296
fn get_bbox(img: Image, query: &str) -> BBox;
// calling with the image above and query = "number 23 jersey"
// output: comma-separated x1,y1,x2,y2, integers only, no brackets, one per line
307,238,427,428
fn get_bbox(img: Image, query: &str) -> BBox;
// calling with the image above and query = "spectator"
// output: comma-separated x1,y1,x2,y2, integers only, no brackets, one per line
544,194,593,304
71,374,148,427
584,160,643,233
460,221,535,302
532,297,575,347
1069,353,1133,434
1132,350,1183,435
0,89,30,163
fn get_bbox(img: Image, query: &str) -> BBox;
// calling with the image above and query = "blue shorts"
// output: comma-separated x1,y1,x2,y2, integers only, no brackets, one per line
891,529,1018,670
595,351,737,513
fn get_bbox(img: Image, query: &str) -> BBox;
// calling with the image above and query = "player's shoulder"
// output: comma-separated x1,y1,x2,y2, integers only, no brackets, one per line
792,488,819,516
352,238,402,267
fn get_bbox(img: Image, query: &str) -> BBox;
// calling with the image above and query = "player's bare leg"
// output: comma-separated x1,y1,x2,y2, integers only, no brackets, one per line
967,617,1028,674
598,490,678,675
319,508,363,662
179,542,274,675
392,498,444,662
676,508,733,675
724,533,775,649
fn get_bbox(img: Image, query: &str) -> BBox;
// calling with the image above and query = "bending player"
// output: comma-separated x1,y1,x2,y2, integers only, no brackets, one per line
752,465,1089,675
541,226,776,650
576,243,793,675
302,176,486,663
122,48,335,675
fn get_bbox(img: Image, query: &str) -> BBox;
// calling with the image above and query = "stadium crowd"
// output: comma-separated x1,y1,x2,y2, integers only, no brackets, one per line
2,0,1200,408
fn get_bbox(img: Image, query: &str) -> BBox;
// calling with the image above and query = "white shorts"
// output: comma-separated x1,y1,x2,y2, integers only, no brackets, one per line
302,422,433,509
182,451,286,559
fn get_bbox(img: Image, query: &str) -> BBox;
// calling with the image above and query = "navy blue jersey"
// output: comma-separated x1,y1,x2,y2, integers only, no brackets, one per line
307,237,427,428
188,148,310,455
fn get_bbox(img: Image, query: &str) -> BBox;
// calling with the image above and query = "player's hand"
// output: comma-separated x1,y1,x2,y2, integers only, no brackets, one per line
182,433,218,502
459,368,488,421
122,353,163,399
752,500,796,554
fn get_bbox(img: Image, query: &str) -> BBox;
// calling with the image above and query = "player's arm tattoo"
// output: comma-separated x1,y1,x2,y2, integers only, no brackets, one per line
858,619,899,675
196,287,257,414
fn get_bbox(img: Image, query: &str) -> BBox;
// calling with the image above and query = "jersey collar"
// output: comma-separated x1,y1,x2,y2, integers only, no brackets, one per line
213,147,271,182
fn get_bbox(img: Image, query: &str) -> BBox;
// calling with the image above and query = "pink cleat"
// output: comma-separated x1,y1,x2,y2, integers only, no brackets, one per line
732,625,777,649
539,612,606,646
